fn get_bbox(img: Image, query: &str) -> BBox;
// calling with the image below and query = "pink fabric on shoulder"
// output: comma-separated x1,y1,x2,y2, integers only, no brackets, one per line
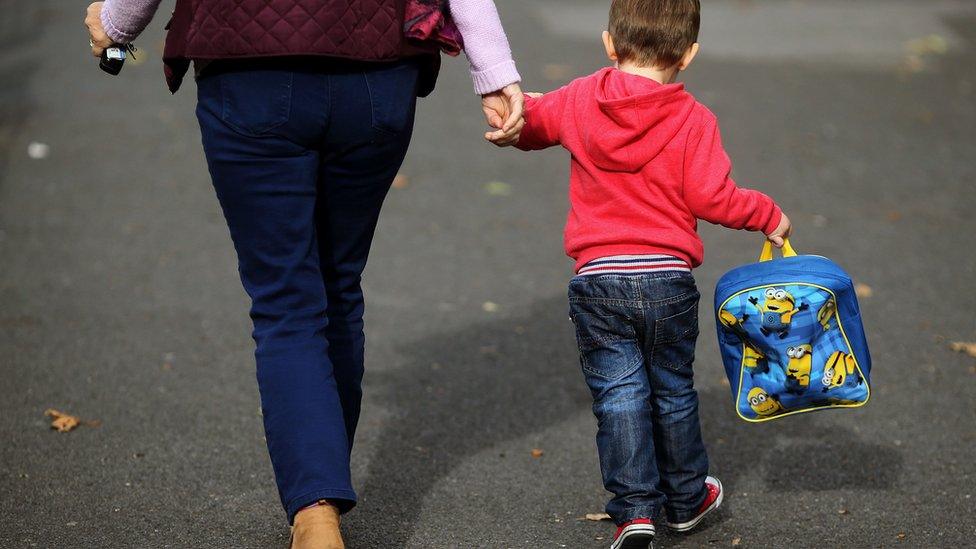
404,0,464,56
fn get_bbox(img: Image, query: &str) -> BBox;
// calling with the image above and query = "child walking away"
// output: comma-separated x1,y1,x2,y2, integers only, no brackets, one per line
493,1,792,547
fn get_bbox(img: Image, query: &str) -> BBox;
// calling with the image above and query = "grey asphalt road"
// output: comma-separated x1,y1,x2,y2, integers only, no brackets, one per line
2,1,975,548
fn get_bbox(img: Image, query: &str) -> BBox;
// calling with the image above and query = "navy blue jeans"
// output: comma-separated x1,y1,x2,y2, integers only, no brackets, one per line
195,59,419,523
568,272,709,525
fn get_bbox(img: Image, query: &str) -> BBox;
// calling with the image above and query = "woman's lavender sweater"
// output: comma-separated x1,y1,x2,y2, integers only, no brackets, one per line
100,0,520,94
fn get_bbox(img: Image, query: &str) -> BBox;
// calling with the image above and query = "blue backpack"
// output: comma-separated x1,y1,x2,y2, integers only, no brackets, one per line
713,240,871,422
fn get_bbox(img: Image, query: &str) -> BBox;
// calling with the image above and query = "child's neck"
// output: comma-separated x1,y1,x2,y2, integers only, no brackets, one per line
616,61,679,84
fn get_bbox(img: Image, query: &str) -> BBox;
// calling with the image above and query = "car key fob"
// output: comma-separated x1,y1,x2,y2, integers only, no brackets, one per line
99,44,134,75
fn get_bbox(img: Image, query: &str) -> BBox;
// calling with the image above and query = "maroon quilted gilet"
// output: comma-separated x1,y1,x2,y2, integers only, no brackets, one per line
163,0,417,92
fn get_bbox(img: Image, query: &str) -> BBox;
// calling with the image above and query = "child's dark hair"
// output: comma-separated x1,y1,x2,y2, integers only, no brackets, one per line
609,0,700,68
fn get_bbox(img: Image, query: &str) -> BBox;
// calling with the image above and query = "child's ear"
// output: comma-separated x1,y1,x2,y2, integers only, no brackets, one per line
602,31,618,63
677,42,700,71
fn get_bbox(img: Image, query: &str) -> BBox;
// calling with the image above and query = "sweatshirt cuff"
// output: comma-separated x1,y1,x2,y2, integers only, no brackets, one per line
471,60,521,95
762,206,784,235
101,5,137,45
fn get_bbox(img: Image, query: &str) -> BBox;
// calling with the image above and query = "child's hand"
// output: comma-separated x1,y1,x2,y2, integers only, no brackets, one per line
482,84,525,147
484,91,544,147
766,212,792,248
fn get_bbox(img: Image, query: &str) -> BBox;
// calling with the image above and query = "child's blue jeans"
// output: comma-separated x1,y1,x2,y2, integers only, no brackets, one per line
568,272,709,525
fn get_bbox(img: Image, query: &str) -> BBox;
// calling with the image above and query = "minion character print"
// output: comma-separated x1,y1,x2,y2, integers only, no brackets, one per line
821,350,861,391
719,309,769,374
817,297,836,331
748,287,809,339
747,387,783,417
784,344,813,393
742,346,769,375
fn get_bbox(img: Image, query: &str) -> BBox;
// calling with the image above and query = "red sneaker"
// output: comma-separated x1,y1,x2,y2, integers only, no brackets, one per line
610,518,655,549
665,476,723,532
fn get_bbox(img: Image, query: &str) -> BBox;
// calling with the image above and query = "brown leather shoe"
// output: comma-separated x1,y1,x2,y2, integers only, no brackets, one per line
289,501,344,549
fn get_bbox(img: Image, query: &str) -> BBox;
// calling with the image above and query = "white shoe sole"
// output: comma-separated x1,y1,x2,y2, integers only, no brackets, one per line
666,476,723,532
609,524,655,549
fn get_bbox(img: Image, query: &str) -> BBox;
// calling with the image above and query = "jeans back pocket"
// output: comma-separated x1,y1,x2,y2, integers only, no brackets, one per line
218,70,293,137
651,299,700,371
572,312,643,381
364,62,420,138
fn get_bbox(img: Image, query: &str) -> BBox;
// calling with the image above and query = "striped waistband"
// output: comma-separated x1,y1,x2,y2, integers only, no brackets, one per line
577,254,691,276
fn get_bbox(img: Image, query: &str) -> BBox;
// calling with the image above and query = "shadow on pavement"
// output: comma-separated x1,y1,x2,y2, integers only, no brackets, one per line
708,403,904,492
353,295,589,545
352,296,903,546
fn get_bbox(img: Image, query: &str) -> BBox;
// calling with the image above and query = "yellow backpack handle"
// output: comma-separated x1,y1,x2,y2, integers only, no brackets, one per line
759,238,798,262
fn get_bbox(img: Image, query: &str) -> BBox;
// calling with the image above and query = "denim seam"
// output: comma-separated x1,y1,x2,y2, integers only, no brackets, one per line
579,334,634,344
361,72,377,131
569,293,696,308
616,505,660,524
218,73,293,138
569,297,642,307
666,487,709,522
574,313,638,344
644,290,699,308
653,303,700,344
580,346,643,381
324,73,333,138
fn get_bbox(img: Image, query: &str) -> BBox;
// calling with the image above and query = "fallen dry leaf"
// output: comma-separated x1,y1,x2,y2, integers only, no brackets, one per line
530,448,544,458
886,211,903,222
838,509,849,515
906,35,948,56
896,532,907,540
392,173,409,189
44,409,80,432
949,342,976,358
484,181,512,197
854,283,873,298
898,35,948,77
583,513,611,521
732,537,742,546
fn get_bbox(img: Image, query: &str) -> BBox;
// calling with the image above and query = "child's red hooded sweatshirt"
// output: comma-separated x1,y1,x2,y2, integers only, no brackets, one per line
516,67,782,271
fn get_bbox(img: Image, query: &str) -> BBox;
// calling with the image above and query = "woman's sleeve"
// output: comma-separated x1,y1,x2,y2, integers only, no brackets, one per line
100,0,165,45
448,0,522,95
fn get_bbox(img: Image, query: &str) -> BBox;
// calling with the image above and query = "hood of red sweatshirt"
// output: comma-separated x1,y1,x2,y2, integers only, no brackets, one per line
583,68,696,173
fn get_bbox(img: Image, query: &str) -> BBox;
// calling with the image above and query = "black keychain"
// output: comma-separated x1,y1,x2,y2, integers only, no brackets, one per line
99,43,137,75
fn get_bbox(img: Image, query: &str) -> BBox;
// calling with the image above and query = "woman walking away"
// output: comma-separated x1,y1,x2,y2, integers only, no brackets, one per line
84,0,525,546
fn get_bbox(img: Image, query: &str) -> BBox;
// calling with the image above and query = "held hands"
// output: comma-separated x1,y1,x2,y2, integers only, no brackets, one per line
766,212,793,248
85,2,112,57
482,84,525,147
